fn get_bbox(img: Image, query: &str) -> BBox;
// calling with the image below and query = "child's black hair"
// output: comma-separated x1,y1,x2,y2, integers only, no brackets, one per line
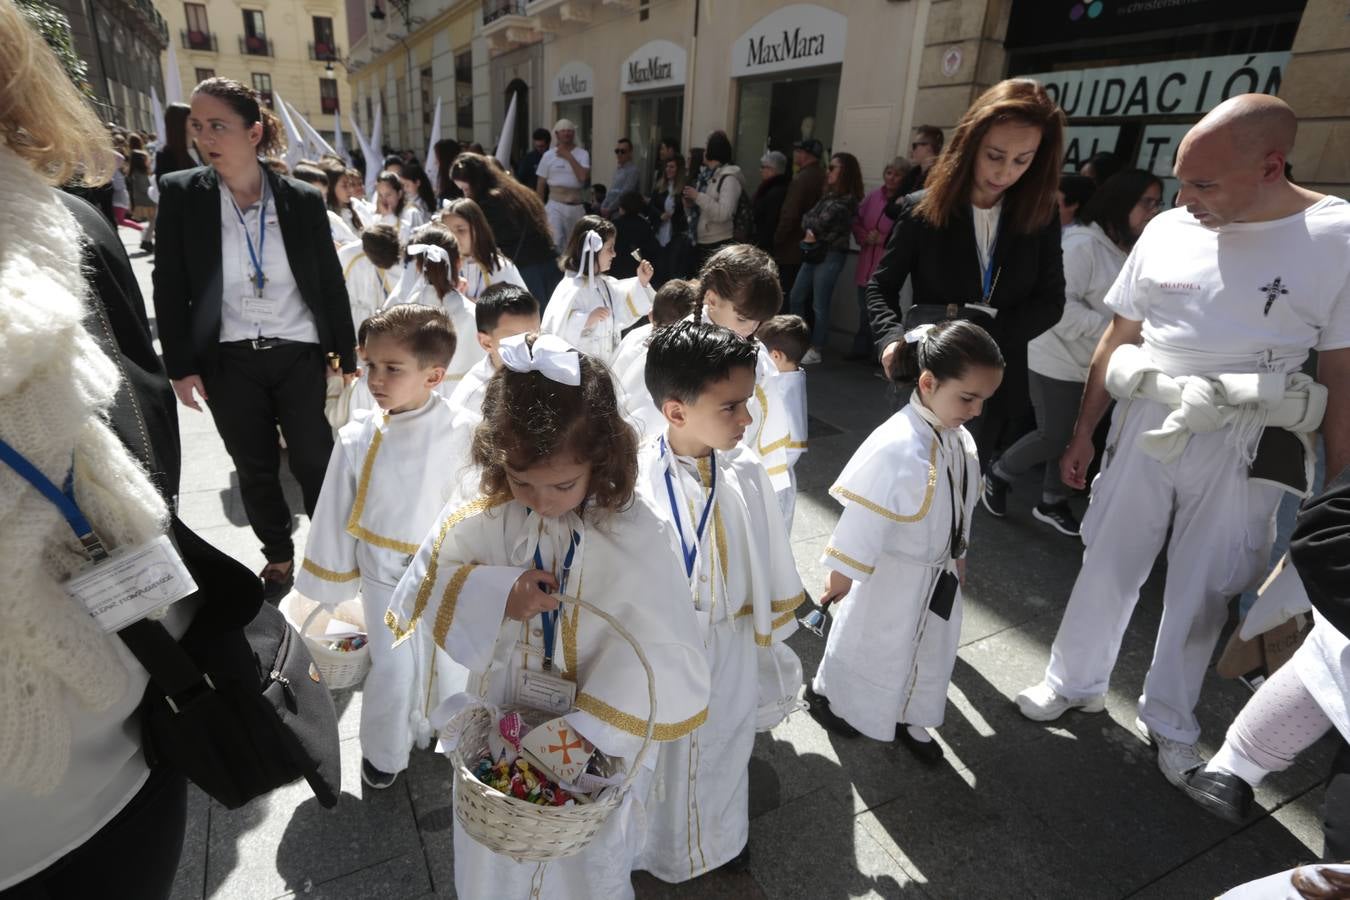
404,223,460,299
693,244,781,325
475,283,540,334
891,319,1004,388
361,224,400,270
644,320,760,409
360,304,456,368
650,279,699,327
756,315,811,365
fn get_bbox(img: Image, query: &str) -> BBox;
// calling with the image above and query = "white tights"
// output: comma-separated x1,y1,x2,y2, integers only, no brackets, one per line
1207,661,1333,786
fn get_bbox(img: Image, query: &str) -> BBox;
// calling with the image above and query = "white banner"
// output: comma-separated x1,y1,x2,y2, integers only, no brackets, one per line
620,40,686,93
732,4,846,79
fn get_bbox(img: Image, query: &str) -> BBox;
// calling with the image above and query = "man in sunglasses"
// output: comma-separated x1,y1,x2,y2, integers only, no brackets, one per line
602,137,640,219
898,124,944,195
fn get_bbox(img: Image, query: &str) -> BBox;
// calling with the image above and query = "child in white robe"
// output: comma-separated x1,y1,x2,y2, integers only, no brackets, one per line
634,322,805,882
374,171,424,244
438,197,528,301
384,223,487,389
756,314,811,534
295,305,469,789
338,223,400,335
611,278,699,443
541,214,654,363
807,320,1003,763
385,334,711,900
615,245,802,532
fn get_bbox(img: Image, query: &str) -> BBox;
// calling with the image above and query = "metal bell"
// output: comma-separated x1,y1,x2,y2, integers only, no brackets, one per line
799,606,829,638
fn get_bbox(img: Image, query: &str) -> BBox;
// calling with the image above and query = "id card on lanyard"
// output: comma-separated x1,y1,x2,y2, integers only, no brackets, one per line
0,439,197,633
514,529,580,715
231,178,277,321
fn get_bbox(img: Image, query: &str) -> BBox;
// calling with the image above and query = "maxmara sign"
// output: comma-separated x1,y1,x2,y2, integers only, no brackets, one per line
620,39,687,93
551,60,594,103
732,4,846,78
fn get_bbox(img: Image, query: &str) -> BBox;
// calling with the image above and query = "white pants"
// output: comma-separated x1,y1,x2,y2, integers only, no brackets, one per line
776,468,797,537
1044,398,1284,744
546,199,585,254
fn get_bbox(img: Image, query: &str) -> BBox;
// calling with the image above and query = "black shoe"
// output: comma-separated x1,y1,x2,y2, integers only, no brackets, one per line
1032,501,1081,537
1182,767,1253,824
721,844,751,872
804,685,860,738
361,758,399,790
259,561,294,604
981,471,1009,517
140,241,155,253
896,725,944,765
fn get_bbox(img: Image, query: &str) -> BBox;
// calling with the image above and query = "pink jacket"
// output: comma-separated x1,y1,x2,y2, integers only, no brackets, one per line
852,186,898,286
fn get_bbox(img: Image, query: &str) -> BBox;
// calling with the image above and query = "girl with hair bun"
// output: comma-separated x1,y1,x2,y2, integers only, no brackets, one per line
805,319,1003,762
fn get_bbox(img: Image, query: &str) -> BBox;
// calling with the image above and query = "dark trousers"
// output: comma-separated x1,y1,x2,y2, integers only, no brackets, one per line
778,262,801,311
2,767,187,900
1323,737,1350,861
203,342,333,563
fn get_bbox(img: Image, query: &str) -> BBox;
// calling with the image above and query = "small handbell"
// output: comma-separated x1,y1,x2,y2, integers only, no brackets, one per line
799,607,829,637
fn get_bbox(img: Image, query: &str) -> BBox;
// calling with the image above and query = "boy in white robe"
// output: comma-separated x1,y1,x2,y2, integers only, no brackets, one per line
756,314,811,534
385,334,710,900
634,322,805,882
541,215,654,363
338,223,400,335
807,321,1001,762
612,278,700,442
296,305,469,789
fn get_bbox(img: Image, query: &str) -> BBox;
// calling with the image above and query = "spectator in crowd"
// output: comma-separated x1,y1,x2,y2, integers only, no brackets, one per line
1057,172,1097,227
866,78,1067,465
155,101,197,185
682,130,744,274
452,151,561,304
515,127,551,187
433,138,462,204
984,169,1163,535
374,171,424,244
603,138,639,218
1079,150,1124,185
611,190,659,280
899,124,944,195
153,76,358,601
128,149,156,253
317,158,367,234
291,164,357,245
653,136,680,192
588,183,607,217
790,152,864,364
536,118,592,252
847,156,911,361
753,150,791,256
773,138,826,301
649,155,690,282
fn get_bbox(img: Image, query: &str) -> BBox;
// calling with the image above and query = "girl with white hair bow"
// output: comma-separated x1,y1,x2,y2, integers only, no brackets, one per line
541,215,654,364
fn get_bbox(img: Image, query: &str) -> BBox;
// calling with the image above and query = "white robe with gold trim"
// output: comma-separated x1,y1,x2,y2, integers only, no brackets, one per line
385,499,711,900
611,323,665,443
774,368,809,534
811,399,980,741
460,253,527,301
634,439,804,882
295,395,470,772
441,356,496,503
337,242,393,336
540,273,654,364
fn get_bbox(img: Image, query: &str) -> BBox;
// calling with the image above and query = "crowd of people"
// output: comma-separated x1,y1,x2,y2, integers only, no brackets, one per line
5,1,1350,894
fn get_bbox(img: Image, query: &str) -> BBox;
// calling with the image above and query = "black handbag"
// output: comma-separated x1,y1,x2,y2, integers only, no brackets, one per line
799,238,828,265
84,286,342,810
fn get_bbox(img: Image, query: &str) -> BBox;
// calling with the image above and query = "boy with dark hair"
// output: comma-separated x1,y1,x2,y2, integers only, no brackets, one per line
338,223,401,334
756,314,811,529
296,304,468,791
757,313,811,370
635,321,804,883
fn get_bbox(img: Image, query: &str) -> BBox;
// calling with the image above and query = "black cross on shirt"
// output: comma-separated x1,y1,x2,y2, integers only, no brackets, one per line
1261,277,1289,316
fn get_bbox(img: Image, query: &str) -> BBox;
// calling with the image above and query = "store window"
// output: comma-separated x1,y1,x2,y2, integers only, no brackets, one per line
455,50,473,137
620,40,686,193
251,72,272,107
194,67,215,82
320,78,339,114
312,16,335,60
551,60,594,158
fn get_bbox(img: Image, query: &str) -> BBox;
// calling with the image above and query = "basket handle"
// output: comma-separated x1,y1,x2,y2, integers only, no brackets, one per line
300,602,324,638
552,593,657,793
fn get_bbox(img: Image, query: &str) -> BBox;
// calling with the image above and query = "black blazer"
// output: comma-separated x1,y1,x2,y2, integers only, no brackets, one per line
1291,466,1350,638
152,165,358,379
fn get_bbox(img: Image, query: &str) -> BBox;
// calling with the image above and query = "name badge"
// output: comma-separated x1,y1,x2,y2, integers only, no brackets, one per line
514,668,577,717
242,294,278,320
65,534,198,633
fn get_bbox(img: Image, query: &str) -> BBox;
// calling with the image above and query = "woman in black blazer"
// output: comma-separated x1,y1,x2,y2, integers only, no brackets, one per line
153,77,357,601
866,79,1067,467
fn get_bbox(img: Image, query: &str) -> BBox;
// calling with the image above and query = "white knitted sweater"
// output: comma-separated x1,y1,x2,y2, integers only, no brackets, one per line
0,144,168,794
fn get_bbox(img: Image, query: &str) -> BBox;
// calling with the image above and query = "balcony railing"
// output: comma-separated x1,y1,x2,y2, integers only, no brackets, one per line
181,29,217,51
482,0,527,24
240,34,273,56
309,40,341,61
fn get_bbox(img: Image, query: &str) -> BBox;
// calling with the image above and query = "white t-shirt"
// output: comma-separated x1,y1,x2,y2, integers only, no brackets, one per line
536,146,591,190
1104,196,1350,376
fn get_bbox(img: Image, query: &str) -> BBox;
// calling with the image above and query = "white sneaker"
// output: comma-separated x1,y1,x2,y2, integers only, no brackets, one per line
1135,718,1204,787
1015,681,1107,722
800,348,823,365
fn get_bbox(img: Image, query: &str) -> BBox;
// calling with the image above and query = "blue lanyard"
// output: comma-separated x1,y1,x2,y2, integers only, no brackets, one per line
0,439,108,561
659,437,717,578
533,529,579,670
981,235,999,303
229,177,269,294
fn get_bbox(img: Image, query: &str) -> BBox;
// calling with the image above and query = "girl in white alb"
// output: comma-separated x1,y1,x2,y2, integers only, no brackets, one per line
438,197,528,301
808,320,1002,759
385,335,710,900
541,216,654,364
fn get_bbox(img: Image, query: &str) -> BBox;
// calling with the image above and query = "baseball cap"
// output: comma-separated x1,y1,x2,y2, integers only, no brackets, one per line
793,139,824,158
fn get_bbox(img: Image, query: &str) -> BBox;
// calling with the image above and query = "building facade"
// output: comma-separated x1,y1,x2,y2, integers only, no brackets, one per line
61,0,169,131
159,0,353,144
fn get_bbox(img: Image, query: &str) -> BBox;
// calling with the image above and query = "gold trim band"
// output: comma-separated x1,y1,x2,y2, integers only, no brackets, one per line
825,546,875,575
301,558,360,582
574,693,709,741
830,437,938,523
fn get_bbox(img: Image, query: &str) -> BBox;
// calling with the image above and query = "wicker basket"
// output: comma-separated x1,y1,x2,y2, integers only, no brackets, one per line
448,594,656,863
297,602,371,691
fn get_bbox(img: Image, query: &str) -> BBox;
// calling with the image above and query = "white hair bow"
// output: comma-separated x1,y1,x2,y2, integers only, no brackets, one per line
498,333,581,386
407,243,450,265
578,230,604,289
904,323,935,344
440,198,453,211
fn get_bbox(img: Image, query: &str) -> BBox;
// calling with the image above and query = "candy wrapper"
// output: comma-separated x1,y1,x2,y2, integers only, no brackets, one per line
472,756,575,807
486,710,527,764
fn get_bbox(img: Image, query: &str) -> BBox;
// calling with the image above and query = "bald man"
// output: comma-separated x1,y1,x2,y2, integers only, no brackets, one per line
1016,94,1350,788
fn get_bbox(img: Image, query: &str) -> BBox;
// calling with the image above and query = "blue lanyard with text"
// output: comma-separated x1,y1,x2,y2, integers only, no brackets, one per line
659,437,717,578
533,529,579,670
0,439,108,561
229,176,270,294
981,233,1000,304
